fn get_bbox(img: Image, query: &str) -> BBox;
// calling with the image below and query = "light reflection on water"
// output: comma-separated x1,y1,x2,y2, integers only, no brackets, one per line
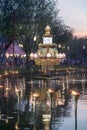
0,73,87,130
58,95,87,130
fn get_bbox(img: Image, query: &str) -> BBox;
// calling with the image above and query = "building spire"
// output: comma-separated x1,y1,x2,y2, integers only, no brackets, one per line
44,24,51,36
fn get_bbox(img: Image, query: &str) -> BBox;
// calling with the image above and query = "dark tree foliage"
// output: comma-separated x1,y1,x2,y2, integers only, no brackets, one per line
69,37,87,60
0,0,73,56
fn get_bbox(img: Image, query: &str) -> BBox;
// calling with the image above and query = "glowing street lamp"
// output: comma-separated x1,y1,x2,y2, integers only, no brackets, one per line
34,35,37,42
71,90,80,96
33,35,37,53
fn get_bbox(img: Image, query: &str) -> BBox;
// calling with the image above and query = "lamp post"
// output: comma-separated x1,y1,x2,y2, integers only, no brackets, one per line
32,93,40,130
71,90,80,130
58,44,62,53
48,88,54,130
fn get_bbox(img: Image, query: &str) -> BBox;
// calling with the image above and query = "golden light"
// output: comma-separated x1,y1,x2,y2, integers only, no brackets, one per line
4,71,8,76
0,75,2,78
5,53,9,58
33,93,40,98
19,44,23,48
34,35,37,41
71,90,80,96
0,85,4,89
15,88,20,93
15,71,19,74
5,87,10,91
48,89,54,94
31,25,63,67
15,124,19,130
6,119,9,123
12,71,15,74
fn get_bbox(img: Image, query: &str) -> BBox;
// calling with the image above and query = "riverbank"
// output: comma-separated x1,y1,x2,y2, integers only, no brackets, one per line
0,65,86,78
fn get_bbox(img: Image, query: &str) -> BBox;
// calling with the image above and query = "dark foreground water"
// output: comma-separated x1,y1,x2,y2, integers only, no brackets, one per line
0,72,87,130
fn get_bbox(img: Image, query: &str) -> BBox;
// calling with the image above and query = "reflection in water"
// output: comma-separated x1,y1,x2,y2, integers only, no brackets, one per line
0,73,87,130
71,90,80,130
75,96,77,130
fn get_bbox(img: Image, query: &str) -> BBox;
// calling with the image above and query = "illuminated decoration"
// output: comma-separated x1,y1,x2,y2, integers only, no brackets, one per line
33,93,40,98
71,90,80,96
48,89,54,94
5,43,26,57
30,25,66,72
